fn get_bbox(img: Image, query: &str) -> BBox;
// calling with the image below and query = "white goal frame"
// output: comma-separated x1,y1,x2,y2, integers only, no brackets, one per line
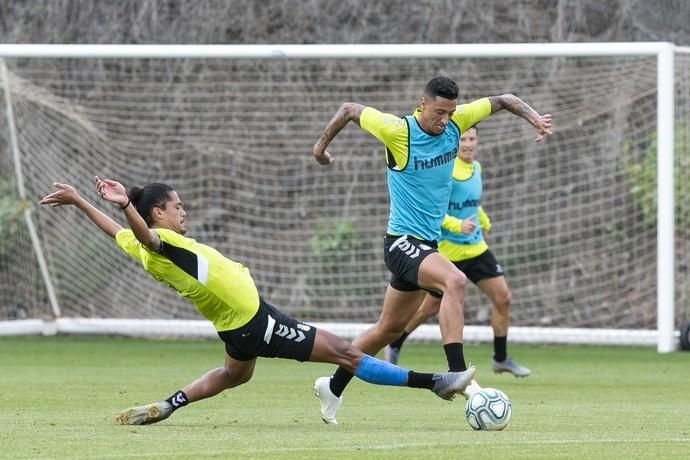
0,42,681,352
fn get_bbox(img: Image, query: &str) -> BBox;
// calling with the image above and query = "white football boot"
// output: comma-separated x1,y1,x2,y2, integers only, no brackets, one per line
313,376,342,425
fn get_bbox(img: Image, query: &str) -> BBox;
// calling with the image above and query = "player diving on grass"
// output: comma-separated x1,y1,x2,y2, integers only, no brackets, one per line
384,125,530,378
312,76,551,424
39,177,476,426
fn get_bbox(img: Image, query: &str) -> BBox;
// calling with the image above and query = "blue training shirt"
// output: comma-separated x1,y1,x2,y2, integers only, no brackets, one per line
385,115,459,241
358,98,492,242
442,160,484,245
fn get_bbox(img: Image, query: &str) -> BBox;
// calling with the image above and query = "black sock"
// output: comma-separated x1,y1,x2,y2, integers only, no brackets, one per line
406,370,435,389
494,336,507,362
389,331,410,350
165,390,189,412
443,342,467,372
329,367,354,397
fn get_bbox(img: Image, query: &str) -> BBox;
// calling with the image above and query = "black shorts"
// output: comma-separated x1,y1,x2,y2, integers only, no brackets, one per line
452,249,504,284
383,234,441,297
217,298,317,362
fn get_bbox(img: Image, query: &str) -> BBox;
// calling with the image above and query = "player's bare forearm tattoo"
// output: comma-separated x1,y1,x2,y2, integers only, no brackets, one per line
489,94,539,125
316,103,362,151
319,108,350,144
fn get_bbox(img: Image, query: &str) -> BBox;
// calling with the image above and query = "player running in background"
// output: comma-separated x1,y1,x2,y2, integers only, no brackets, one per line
312,76,551,424
39,178,479,426
384,126,530,378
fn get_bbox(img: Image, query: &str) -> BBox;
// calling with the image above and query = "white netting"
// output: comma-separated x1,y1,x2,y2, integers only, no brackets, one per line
0,53,687,336
676,52,690,329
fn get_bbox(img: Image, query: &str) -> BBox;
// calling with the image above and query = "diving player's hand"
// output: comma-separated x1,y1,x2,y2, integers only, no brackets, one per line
39,182,81,207
95,176,128,208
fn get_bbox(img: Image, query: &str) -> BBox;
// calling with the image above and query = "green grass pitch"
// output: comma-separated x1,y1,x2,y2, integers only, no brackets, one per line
1,336,688,459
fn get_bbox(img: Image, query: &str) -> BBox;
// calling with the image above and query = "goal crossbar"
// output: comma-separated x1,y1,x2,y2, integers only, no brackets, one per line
0,42,675,59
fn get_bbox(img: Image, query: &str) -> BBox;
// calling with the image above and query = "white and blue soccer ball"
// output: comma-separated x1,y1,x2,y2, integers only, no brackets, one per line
465,387,512,431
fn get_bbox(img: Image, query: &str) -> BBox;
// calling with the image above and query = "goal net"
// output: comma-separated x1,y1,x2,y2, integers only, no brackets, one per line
0,44,687,350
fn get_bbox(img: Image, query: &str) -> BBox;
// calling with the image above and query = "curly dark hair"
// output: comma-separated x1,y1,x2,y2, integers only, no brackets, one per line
423,76,459,100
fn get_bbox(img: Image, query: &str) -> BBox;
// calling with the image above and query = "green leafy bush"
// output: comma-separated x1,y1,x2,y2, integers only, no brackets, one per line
622,125,690,226
309,221,363,268
0,175,23,258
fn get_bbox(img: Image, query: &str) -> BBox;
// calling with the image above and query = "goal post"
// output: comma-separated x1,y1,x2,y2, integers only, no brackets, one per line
0,43,683,352
656,43,675,353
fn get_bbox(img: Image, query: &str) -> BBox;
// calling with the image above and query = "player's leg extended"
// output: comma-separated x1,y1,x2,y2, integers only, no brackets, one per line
311,328,476,424
114,354,256,426
183,353,257,400
313,287,424,425
417,252,469,372
477,275,530,377
327,286,427,395
386,294,441,364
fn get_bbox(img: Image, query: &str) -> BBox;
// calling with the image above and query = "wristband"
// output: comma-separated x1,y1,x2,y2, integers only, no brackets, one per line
120,199,131,210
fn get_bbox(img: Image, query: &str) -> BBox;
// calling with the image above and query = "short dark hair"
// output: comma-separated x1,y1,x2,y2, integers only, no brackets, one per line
128,183,175,226
424,76,459,100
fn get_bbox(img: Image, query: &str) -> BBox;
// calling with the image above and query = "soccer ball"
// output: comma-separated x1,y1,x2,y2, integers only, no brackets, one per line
465,387,512,431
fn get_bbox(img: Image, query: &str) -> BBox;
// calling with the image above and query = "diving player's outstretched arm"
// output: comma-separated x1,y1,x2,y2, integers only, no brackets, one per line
39,181,122,239
95,176,161,252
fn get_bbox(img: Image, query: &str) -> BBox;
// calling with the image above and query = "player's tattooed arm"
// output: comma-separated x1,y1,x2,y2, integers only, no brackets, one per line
313,103,366,165
488,94,540,122
488,94,552,143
